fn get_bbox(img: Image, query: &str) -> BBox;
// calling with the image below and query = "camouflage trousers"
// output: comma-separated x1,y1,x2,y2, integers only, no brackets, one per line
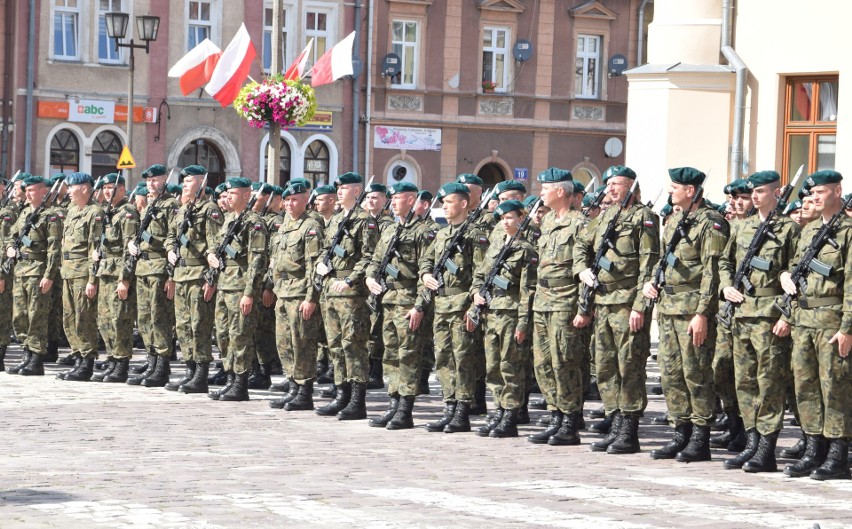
12,275,51,355
368,307,385,361
322,295,370,385
482,309,527,410
732,317,791,435
594,303,648,416
219,290,258,375
433,310,476,403
792,325,852,439
533,310,584,414
49,277,64,343
136,275,175,357
174,279,215,363
97,276,137,359
0,277,12,347
383,303,426,398
419,305,435,372
584,326,594,389
657,314,716,427
215,292,229,358
713,324,739,414
315,310,329,363
275,297,319,383
62,278,99,358
255,301,277,365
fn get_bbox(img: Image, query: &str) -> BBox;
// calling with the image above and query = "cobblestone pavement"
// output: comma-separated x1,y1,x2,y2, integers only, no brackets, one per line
1,343,850,529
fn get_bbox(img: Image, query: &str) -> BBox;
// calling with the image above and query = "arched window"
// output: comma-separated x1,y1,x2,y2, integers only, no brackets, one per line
477,162,506,189
263,137,291,185
303,140,330,187
49,129,80,174
178,138,225,187
91,130,123,178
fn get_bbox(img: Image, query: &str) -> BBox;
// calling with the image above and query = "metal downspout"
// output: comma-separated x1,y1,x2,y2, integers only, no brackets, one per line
1,0,15,176
24,0,35,172
721,0,747,180
637,0,651,66
352,1,360,173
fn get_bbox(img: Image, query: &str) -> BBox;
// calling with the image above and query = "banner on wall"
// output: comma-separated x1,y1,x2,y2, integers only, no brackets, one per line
37,100,155,124
374,126,441,151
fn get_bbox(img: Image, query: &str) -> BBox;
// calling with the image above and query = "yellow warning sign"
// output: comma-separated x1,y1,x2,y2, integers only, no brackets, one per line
117,145,136,169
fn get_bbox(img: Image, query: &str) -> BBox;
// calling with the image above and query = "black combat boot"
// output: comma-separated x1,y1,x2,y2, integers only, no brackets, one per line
165,361,195,391
284,381,314,411
444,401,471,433
591,413,613,435
58,352,77,366
208,372,235,400
131,356,150,374
366,358,384,390
316,381,351,416
56,353,82,380
607,413,641,454
387,395,415,430
469,380,487,415
64,356,94,381
528,411,563,444
20,353,45,376
269,380,299,408
7,348,32,375
103,358,130,383
489,408,519,438
418,369,431,395
141,356,170,387
179,362,209,394
43,341,59,363
743,432,778,473
588,406,606,420
477,408,504,437
723,428,760,469
711,414,743,449
127,353,158,385
676,425,712,463
247,362,272,390
529,398,547,411
779,429,807,459
317,364,334,384
426,401,457,432
548,412,582,446
208,362,228,385
585,377,601,401
0,345,6,371
337,382,367,420
809,438,850,481
591,412,622,452
369,395,400,427
269,379,290,393
784,435,828,477
517,402,530,425
92,357,116,382
713,412,731,432
650,422,692,460
219,371,250,401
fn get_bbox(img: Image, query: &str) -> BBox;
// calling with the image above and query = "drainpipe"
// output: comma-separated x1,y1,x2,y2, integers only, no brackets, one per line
1,0,15,176
24,0,35,172
636,0,651,67
721,0,747,181
363,0,373,178
352,1,360,173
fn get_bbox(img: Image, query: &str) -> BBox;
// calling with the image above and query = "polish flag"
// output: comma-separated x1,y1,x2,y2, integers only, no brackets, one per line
310,31,356,87
167,39,222,96
205,23,257,107
283,39,314,81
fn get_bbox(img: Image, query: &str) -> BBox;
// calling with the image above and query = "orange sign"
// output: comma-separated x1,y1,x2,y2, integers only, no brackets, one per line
37,101,69,119
37,100,154,124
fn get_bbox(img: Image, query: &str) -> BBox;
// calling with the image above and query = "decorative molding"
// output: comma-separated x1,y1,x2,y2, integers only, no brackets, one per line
388,94,423,111
478,0,526,14
386,0,434,5
569,0,616,21
479,97,513,115
572,104,605,121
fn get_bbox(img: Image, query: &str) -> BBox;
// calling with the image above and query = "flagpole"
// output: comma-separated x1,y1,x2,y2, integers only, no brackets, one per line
266,0,282,186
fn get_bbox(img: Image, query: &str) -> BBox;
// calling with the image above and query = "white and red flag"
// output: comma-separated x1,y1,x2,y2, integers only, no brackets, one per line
283,38,314,81
167,38,222,96
310,31,356,87
205,23,257,106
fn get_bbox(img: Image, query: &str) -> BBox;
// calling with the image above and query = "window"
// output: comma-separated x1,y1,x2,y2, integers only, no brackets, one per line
263,137,292,185
575,34,601,99
91,131,123,178
303,140,330,187
178,139,225,187
391,20,418,88
187,0,213,51
305,10,330,68
50,129,80,174
783,77,839,182
53,0,80,60
98,0,123,63
482,27,509,93
263,4,291,73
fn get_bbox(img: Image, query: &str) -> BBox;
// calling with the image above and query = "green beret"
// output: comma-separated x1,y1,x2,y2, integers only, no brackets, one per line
437,182,470,201
417,190,433,202
205,186,214,196
660,203,673,218
314,184,336,196
269,185,284,197
844,193,852,205
282,183,308,198
798,186,811,200
668,167,706,186
12,171,31,182
495,180,526,195
573,180,586,193
523,195,539,209
493,199,525,218
717,202,729,214
805,170,843,188
65,172,93,186
603,165,636,183
723,183,734,195
390,182,418,195
142,164,168,178
582,193,595,207
746,170,780,190
287,177,312,189
456,173,483,186
251,181,273,195
47,174,66,188
180,165,206,177
784,200,802,215
21,175,46,188
225,177,252,189
167,183,183,194
103,172,125,186
213,183,226,199
367,183,387,195
336,172,363,186
537,167,573,183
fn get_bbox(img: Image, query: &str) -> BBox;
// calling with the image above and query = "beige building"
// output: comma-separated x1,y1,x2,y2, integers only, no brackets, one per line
625,0,847,204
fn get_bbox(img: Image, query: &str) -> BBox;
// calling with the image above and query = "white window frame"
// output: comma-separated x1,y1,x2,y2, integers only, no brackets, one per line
52,0,82,61
303,3,336,70
482,26,510,93
390,19,419,89
97,0,124,64
186,0,220,53
575,34,602,99
262,2,295,74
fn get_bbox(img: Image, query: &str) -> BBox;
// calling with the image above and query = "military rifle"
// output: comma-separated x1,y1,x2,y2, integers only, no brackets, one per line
124,170,175,274
577,179,639,315
93,185,136,278
167,173,208,277
582,184,607,217
716,165,804,328
203,186,262,287
366,203,418,313
467,198,541,328
0,170,21,208
1,178,63,275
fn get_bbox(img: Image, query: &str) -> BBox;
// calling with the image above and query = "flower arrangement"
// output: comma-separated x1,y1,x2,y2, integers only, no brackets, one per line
481,80,497,92
234,75,318,129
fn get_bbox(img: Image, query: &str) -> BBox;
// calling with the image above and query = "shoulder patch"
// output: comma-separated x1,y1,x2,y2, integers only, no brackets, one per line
211,212,221,219
94,216,102,222
478,236,489,245
713,222,723,230
531,256,539,266
2,216,10,221
427,230,436,240
58,213,66,220
643,220,654,228
307,229,317,236
367,221,377,230
253,223,263,230
49,215,58,222
125,213,134,219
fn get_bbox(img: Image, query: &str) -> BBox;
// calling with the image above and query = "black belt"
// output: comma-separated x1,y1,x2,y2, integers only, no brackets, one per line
799,296,841,309
746,287,783,298
63,252,87,260
539,278,571,288
327,269,354,278
437,287,467,295
139,251,166,260
662,285,696,295
597,277,636,294
492,287,519,298
385,280,416,290
19,252,46,261
178,258,206,266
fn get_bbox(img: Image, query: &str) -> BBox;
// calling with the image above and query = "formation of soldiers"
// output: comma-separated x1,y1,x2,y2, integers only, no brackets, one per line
0,162,849,481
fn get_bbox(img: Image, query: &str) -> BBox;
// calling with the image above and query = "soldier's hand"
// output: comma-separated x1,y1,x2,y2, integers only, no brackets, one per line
127,241,139,256
780,271,797,296
722,286,744,303
579,268,597,288
365,278,383,295
6,246,16,258
772,319,791,338
206,253,220,269
262,289,275,307
85,282,97,299
641,281,658,300
687,314,707,346
405,307,423,331
573,314,592,328
167,250,178,265
829,331,852,358
39,277,53,294
629,310,644,333
202,282,216,301
299,301,316,320
240,294,254,316
514,329,526,344
464,314,476,333
91,249,101,262
316,262,330,277
164,279,176,300
423,273,440,291
116,280,129,300
332,280,352,294
473,293,487,306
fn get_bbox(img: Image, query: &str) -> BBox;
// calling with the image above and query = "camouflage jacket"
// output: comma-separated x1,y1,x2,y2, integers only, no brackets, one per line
321,206,379,298
60,202,105,282
213,210,268,295
96,199,139,283
135,192,180,277
9,203,62,280
533,209,584,314
166,198,223,282
271,210,324,302
366,216,435,306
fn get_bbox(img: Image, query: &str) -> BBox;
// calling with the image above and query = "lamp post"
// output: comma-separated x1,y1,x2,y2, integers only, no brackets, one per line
105,12,160,154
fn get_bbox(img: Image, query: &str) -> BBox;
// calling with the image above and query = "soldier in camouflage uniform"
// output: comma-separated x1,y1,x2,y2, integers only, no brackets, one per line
365,182,434,430
249,181,278,389
414,189,439,395
208,183,232,386
780,170,852,480
574,165,660,454
314,172,378,418
642,167,729,462
0,176,20,371
362,183,392,390
206,177,268,402
719,170,799,472
91,173,139,383
164,165,223,393
6,175,62,375
47,175,70,365
268,183,324,411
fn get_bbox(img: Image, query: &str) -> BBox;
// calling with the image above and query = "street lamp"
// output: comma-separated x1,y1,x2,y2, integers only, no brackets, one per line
105,12,160,154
